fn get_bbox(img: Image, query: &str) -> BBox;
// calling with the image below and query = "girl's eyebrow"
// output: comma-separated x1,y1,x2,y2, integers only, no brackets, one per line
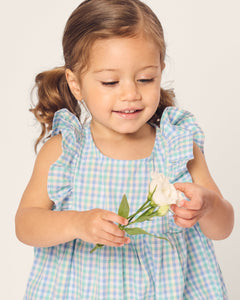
93,65,159,73
93,68,117,73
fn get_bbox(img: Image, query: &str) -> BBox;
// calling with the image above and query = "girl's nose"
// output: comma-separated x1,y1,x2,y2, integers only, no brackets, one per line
120,81,141,101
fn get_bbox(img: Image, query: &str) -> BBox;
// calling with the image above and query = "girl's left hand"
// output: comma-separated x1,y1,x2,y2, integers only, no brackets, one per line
170,182,215,228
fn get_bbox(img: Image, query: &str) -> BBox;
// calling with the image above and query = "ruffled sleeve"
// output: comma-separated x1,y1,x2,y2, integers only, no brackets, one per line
160,107,204,183
47,108,82,211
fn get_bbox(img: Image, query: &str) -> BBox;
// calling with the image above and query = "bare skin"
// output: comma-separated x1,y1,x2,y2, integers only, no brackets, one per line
15,135,234,248
15,36,233,247
171,143,234,240
15,135,130,248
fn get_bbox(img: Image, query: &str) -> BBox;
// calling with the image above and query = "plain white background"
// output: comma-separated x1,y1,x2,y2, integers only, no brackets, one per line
1,0,239,299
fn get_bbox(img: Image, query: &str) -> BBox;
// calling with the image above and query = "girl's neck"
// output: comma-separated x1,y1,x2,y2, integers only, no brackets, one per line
90,123,156,160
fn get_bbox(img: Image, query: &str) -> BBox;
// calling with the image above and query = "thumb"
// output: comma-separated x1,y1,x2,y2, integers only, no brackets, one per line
174,182,201,210
174,182,195,200
174,182,193,193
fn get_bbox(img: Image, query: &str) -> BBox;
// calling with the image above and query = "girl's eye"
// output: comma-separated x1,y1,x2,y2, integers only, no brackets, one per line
101,81,119,86
138,78,154,83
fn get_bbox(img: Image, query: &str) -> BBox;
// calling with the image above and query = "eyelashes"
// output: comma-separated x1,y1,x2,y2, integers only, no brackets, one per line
138,78,154,83
101,81,119,86
101,78,155,86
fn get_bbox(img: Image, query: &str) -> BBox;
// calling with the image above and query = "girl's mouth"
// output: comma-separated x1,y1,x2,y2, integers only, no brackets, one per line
113,109,142,119
119,109,139,113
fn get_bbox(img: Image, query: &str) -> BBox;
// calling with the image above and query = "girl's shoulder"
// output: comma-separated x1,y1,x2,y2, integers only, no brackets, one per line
159,106,204,153
35,134,63,172
35,108,83,184
51,108,83,140
160,106,202,130
50,108,83,156
156,107,205,182
41,109,83,210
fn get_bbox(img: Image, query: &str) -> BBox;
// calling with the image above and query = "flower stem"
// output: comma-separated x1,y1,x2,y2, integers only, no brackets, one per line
90,243,104,253
129,205,151,221
128,210,159,225
127,199,150,223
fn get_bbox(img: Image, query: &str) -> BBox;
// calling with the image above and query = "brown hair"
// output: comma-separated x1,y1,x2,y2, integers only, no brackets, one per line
31,0,175,151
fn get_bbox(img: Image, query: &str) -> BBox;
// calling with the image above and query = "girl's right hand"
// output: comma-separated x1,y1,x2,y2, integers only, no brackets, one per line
16,135,131,248
73,209,131,247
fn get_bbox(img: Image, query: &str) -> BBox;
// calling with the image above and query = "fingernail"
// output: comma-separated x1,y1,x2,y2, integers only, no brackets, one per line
180,200,185,206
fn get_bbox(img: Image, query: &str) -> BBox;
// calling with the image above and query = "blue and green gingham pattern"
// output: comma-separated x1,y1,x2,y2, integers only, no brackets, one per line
24,107,227,299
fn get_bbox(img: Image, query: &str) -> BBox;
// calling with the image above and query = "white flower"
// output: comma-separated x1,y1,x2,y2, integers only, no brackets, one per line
149,173,183,206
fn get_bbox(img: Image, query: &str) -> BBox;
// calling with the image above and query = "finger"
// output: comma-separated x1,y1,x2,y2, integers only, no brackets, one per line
99,231,130,246
98,238,128,248
102,211,128,226
177,198,202,210
173,215,198,228
104,222,125,238
174,182,195,199
171,204,199,220
174,182,203,210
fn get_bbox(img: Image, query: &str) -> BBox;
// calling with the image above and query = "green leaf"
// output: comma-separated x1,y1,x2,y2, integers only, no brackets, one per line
124,227,172,246
125,227,151,235
133,214,154,223
118,194,129,218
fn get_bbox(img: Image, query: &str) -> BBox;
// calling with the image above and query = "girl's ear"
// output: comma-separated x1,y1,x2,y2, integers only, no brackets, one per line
161,62,165,71
65,69,82,101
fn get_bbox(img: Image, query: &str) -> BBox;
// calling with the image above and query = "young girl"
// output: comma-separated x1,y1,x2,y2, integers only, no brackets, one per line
15,0,234,299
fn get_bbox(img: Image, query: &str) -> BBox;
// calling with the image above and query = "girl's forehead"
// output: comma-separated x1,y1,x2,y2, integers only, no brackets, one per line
89,35,161,58
86,36,161,72
91,33,159,47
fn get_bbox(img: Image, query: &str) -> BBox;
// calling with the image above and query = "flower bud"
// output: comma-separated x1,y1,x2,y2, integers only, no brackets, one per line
150,200,158,208
146,207,155,216
157,205,170,216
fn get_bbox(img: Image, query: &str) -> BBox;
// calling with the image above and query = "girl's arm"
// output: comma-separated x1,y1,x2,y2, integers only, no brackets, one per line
15,135,129,248
171,143,234,240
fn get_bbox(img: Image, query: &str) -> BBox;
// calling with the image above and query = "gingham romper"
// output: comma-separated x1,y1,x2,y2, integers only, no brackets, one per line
24,107,227,299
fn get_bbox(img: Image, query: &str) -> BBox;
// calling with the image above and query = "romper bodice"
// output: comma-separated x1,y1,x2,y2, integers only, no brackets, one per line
24,107,227,300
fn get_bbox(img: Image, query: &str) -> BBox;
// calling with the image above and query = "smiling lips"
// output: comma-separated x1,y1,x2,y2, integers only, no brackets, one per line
120,110,137,113
113,108,142,113
112,108,143,119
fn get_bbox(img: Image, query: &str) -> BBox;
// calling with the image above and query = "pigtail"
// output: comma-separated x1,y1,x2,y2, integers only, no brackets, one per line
29,0,175,150
30,66,80,152
149,88,175,126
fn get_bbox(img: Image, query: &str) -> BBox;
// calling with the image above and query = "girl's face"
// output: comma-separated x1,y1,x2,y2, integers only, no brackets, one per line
68,35,162,139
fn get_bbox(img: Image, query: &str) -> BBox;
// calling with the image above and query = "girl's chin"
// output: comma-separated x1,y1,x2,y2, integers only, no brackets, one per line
112,123,150,136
